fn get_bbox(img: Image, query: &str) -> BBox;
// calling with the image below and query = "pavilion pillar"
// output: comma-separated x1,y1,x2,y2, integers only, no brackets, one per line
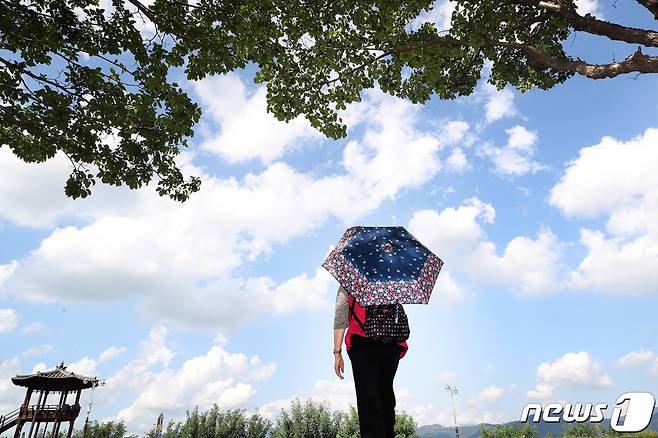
31,391,48,438
54,391,68,437
13,419,23,438
65,421,74,438
66,390,82,438
22,388,33,407
50,391,66,438
27,390,44,438
13,388,34,438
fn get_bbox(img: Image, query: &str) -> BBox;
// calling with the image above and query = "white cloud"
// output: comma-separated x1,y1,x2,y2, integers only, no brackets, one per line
0,308,18,333
466,227,563,295
550,128,658,295
567,226,658,295
409,197,495,263
342,93,443,202
550,128,658,218
479,125,547,176
99,346,128,363
100,326,176,405
467,385,506,405
445,147,470,172
483,84,517,123
440,120,470,145
0,170,341,331
0,357,23,413
0,89,465,331
0,132,77,229
0,261,17,286
214,333,229,346
431,270,469,304
537,351,612,387
615,349,658,376
527,383,553,399
615,349,655,368
21,321,45,334
194,73,320,164
52,346,126,378
527,351,612,399
506,125,537,151
68,356,98,376
270,268,335,313
98,326,276,432
0,146,167,229
409,197,563,295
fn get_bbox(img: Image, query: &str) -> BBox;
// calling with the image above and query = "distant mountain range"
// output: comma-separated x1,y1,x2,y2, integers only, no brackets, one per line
416,412,658,438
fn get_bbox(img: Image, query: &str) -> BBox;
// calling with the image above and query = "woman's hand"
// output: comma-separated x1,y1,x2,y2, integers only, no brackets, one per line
334,352,344,380
333,328,346,379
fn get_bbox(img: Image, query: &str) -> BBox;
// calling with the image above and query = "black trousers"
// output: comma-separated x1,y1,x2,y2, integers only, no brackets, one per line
347,334,401,438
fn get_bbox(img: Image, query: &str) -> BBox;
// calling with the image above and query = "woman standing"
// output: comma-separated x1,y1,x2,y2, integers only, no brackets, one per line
333,285,408,438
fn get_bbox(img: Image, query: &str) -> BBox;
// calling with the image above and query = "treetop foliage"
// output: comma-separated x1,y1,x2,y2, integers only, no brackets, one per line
2,0,658,199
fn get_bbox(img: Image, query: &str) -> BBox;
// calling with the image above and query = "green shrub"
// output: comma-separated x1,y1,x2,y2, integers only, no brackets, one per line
271,398,343,438
480,422,538,438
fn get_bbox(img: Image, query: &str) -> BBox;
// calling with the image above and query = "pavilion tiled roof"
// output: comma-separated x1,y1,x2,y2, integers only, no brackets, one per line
12,363,99,391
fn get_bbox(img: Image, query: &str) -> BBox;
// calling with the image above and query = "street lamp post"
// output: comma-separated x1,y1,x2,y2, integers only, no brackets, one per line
82,379,105,438
444,385,460,438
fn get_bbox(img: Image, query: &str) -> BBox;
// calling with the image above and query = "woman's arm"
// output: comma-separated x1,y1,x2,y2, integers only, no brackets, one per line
333,287,349,379
334,327,346,353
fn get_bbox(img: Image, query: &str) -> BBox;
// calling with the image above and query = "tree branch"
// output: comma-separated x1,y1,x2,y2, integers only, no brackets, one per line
498,41,658,78
0,56,84,97
125,0,156,22
412,36,658,79
514,0,658,47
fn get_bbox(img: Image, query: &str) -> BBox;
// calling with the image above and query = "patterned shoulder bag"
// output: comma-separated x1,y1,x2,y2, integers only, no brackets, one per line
348,296,410,344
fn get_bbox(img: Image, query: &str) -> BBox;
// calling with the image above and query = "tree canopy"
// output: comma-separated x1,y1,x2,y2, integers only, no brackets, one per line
2,0,657,200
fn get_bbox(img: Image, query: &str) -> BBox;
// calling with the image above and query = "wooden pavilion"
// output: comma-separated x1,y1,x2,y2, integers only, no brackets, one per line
0,362,99,438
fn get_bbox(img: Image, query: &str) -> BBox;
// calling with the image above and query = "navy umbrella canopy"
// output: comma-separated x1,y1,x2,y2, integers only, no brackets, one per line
322,226,444,306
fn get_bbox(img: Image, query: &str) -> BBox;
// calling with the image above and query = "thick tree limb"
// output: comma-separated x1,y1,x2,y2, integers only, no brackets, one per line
498,42,658,79
636,0,658,21
513,0,658,47
413,36,658,79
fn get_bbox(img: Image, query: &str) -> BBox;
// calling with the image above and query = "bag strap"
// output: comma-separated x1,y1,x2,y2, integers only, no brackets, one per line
348,296,366,331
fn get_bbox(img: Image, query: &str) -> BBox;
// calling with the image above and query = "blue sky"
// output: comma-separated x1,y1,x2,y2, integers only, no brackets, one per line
2,0,658,433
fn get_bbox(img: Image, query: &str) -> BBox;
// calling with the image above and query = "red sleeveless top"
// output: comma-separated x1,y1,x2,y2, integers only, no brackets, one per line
345,294,408,359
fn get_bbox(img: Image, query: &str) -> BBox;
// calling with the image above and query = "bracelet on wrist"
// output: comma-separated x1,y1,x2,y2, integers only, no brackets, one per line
333,349,341,354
